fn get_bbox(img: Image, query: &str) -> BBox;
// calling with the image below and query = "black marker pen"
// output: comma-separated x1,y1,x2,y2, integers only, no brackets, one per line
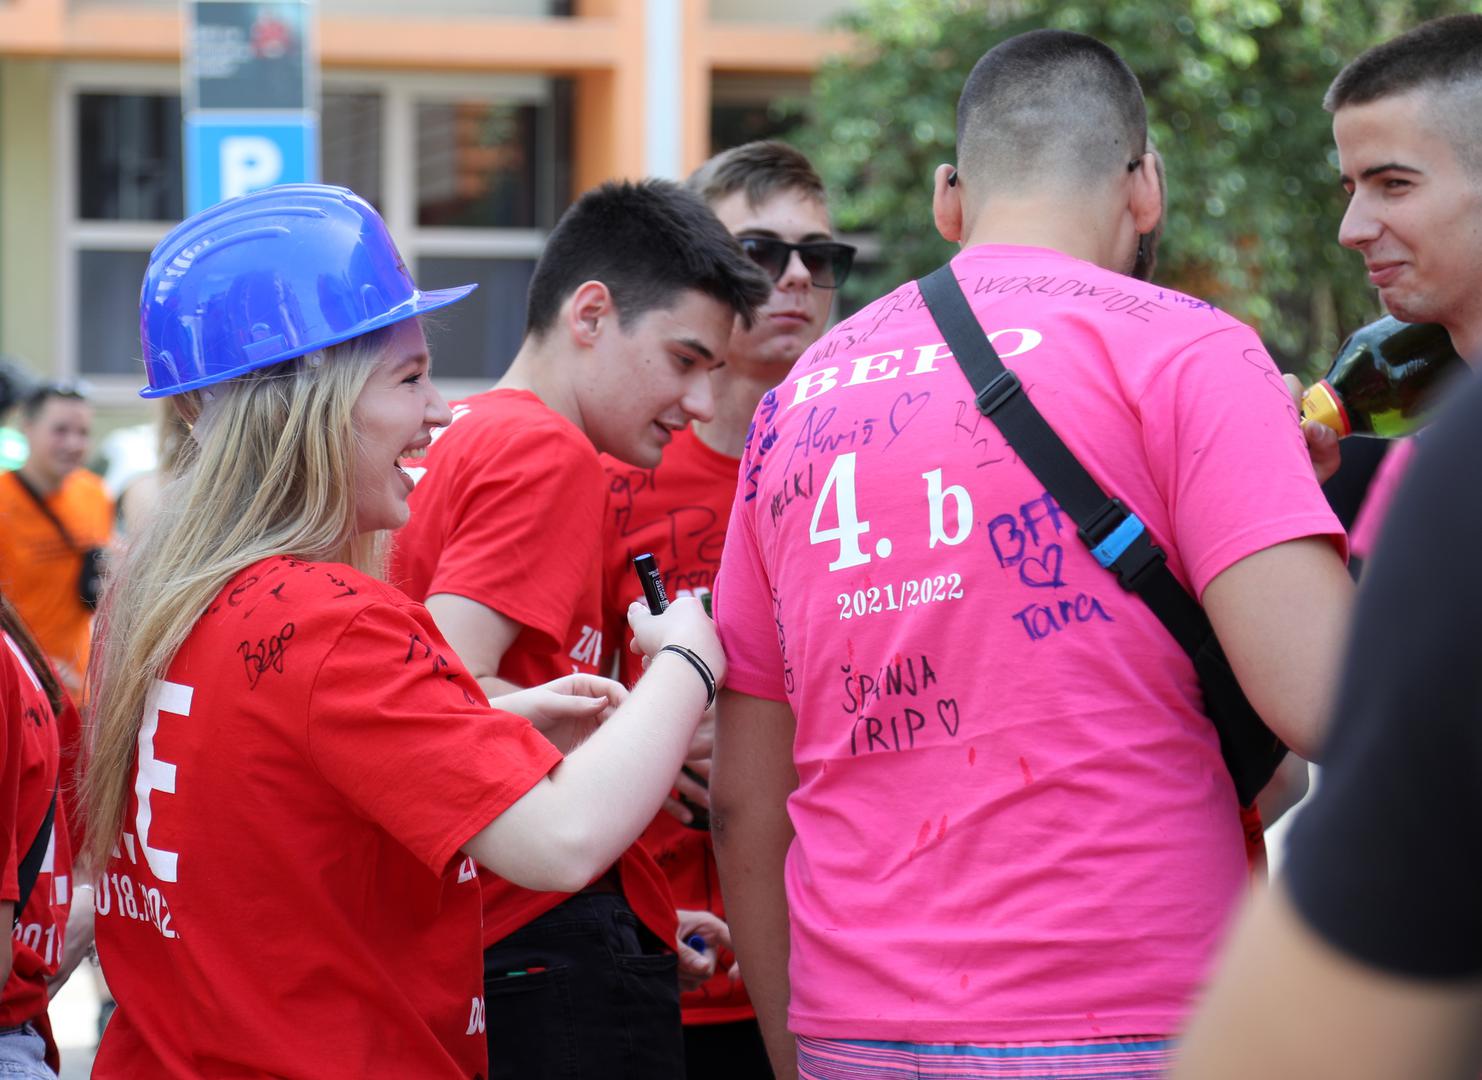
633,553,670,614
633,553,710,830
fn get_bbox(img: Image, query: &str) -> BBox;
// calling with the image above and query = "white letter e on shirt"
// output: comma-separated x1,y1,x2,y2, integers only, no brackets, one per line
136,679,190,884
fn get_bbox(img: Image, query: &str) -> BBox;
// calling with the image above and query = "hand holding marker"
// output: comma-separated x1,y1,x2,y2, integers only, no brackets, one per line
632,553,712,831
675,909,738,988
634,552,670,615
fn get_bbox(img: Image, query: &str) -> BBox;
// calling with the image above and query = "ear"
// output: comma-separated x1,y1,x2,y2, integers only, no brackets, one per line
933,163,964,244
565,280,614,347
1129,152,1163,236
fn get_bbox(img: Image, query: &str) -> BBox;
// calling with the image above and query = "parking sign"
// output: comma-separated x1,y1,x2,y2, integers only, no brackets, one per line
185,114,319,214
184,1,318,215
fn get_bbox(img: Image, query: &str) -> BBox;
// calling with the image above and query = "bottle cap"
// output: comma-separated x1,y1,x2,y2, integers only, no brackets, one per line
1300,380,1351,438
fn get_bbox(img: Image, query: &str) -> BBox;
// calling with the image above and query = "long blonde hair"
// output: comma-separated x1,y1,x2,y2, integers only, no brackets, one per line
81,328,392,873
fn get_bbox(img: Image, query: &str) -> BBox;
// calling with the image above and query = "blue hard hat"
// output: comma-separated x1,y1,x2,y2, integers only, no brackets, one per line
139,184,476,398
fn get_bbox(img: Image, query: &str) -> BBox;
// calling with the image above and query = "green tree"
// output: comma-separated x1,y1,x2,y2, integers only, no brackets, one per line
796,0,1479,376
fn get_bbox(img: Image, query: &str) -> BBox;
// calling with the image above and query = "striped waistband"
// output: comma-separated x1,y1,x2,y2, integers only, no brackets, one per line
797,1034,1176,1079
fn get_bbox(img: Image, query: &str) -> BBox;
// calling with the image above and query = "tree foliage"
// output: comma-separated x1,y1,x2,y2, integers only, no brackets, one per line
795,0,1480,376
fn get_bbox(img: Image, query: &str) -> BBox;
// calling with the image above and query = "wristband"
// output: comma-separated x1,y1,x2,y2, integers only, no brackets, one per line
658,644,717,710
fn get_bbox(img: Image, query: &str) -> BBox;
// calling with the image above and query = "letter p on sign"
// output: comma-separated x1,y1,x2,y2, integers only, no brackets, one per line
220,135,284,200
185,115,318,214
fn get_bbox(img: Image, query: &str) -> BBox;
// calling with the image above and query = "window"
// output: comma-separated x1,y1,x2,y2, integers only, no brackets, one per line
409,79,572,383
77,93,183,221
709,74,808,155
60,70,570,393
63,73,185,384
417,257,537,381
321,91,384,210
76,249,154,377
417,101,545,229
707,0,853,26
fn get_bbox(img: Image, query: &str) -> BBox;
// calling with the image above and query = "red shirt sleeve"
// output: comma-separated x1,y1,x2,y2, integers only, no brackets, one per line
0,651,20,901
305,601,563,877
54,690,85,856
422,422,606,657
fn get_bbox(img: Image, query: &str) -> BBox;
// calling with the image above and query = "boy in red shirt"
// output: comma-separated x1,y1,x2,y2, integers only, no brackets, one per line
599,142,852,1079
391,178,770,1080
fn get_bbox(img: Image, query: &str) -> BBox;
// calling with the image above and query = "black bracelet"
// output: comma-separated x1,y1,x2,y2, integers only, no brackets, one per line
658,644,717,710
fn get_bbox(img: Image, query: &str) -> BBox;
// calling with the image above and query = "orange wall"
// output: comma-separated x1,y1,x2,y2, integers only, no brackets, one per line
0,0,849,185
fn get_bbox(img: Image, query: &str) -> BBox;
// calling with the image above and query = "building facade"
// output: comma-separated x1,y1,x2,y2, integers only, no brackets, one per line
0,0,851,422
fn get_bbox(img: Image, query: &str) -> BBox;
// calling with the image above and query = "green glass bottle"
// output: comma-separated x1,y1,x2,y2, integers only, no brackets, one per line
1302,316,1466,438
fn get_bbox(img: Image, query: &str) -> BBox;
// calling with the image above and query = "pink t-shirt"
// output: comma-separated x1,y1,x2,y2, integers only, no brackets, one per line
1348,437,1417,560
713,245,1345,1044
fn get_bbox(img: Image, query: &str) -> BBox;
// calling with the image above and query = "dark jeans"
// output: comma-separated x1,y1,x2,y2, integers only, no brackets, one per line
684,1018,775,1079
483,892,684,1080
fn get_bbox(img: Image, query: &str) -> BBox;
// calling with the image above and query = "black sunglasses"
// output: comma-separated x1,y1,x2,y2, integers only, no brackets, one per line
23,380,90,411
738,237,857,290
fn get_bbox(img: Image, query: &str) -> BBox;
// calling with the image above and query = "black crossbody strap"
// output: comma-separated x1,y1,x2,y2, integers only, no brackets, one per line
10,471,82,553
916,264,1208,659
14,782,58,925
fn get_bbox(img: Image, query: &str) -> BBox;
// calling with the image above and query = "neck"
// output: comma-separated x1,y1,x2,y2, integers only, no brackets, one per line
1448,317,1482,368
495,336,585,433
17,461,61,497
693,367,779,458
960,191,1130,271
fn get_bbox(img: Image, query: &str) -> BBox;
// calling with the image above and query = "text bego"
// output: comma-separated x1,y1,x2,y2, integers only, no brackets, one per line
787,333,1043,411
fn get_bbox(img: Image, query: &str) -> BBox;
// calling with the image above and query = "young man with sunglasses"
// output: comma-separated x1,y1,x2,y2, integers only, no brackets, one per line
598,141,853,1080
0,382,113,696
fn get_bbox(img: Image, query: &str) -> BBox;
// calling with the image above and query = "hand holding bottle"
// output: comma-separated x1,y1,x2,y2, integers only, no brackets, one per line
1299,316,1464,439
1284,373,1342,485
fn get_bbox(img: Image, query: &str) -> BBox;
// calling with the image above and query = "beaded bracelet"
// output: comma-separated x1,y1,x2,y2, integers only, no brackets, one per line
658,644,717,710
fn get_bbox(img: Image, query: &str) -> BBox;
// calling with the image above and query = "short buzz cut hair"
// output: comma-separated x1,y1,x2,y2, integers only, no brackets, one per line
1325,14,1482,176
20,382,88,421
956,29,1146,196
686,140,827,212
524,178,772,338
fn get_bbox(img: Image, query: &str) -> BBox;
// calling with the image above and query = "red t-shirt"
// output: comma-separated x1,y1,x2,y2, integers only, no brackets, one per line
391,389,677,950
92,557,561,1079
0,640,20,904
600,426,752,1024
0,632,77,1071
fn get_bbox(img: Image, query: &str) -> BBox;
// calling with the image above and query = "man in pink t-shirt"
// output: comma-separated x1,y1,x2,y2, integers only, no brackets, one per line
709,29,1354,1080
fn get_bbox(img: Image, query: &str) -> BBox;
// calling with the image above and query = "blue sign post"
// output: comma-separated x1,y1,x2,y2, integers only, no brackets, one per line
184,2,318,215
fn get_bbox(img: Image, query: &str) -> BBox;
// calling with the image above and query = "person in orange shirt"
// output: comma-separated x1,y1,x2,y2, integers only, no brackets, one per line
0,384,113,695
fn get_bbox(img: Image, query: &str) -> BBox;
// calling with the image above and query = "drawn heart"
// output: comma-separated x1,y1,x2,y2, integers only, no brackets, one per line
888,391,931,441
937,699,960,736
1019,543,1065,588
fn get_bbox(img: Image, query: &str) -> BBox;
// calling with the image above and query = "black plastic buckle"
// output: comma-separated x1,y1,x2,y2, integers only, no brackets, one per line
975,370,1021,416
1077,498,1130,548
1110,533,1167,592
1077,498,1167,592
